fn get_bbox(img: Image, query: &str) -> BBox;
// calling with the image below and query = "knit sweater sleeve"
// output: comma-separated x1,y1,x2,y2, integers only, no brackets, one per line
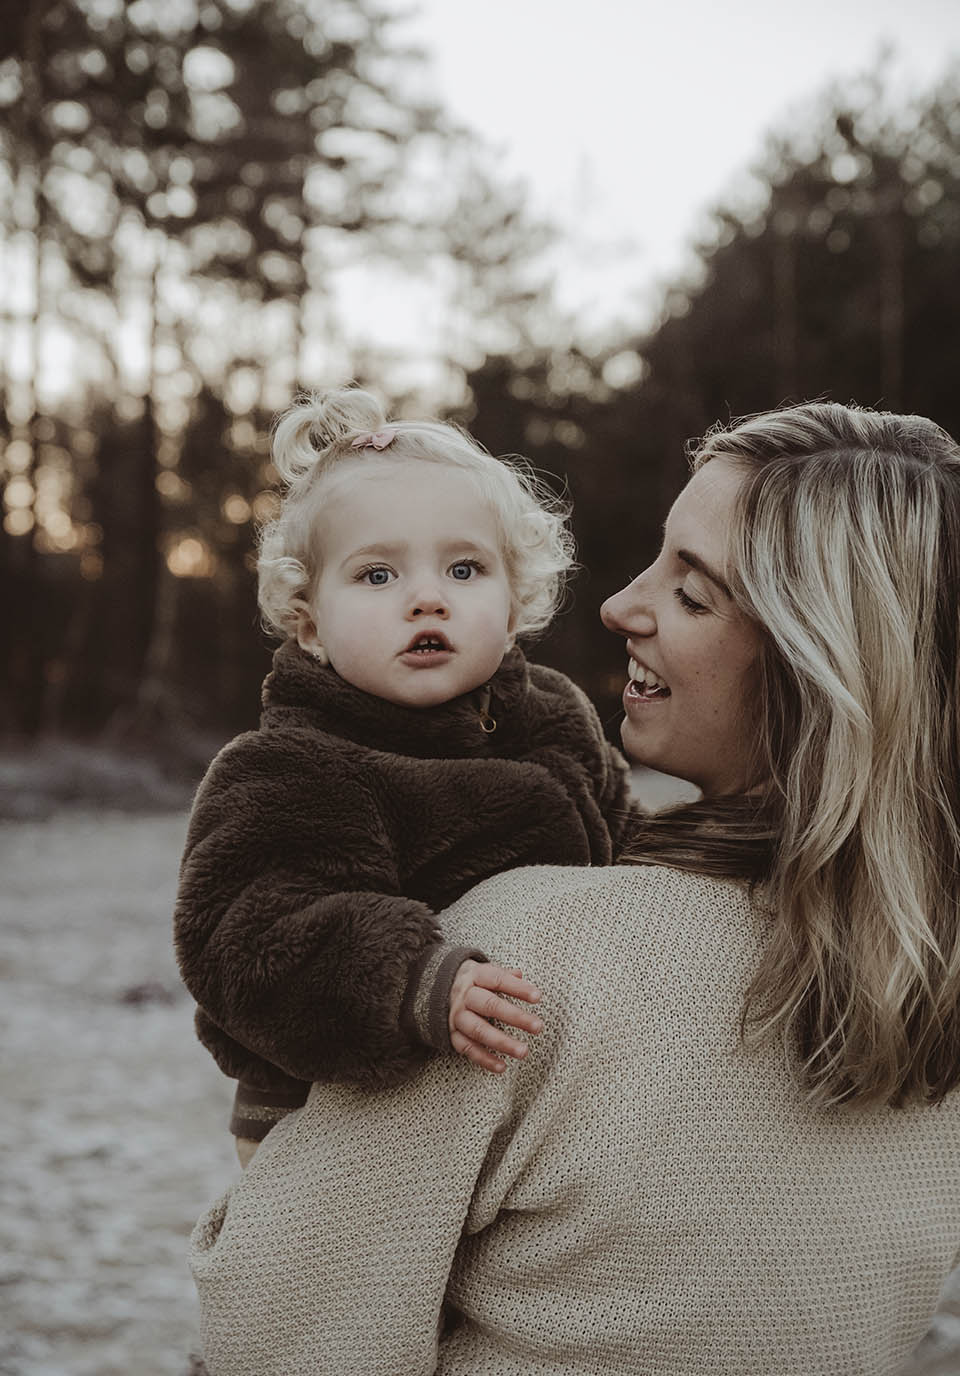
188,872,568,1376
189,1024,519,1376
174,731,482,1096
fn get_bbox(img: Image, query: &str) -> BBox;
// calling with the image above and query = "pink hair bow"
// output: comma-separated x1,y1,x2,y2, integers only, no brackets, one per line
350,429,396,450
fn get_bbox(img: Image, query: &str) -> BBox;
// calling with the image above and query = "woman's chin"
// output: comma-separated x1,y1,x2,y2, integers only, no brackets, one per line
619,725,702,793
618,715,662,765
620,738,671,779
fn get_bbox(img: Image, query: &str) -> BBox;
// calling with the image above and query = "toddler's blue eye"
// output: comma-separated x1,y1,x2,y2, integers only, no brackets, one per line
450,561,478,580
363,567,393,586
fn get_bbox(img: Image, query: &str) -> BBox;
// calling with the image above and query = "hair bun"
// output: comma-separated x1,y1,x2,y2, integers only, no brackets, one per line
272,386,388,484
303,387,387,449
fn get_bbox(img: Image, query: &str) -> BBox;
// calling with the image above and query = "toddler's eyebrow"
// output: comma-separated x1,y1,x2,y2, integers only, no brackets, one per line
339,538,498,569
676,547,731,599
340,542,405,566
438,539,497,559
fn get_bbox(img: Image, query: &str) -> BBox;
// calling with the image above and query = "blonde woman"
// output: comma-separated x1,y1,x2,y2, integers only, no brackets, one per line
188,402,960,1376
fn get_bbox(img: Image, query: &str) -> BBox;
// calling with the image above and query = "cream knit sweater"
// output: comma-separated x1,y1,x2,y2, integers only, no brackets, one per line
189,865,960,1375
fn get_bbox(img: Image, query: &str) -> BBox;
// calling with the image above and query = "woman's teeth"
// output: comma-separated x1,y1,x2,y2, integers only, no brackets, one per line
628,658,670,696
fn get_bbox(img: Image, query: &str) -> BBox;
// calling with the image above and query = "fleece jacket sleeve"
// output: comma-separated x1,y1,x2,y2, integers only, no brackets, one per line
230,936,486,1143
174,732,458,1093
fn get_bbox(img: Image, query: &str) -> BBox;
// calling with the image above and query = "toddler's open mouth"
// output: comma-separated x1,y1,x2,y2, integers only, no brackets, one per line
403,631,453,656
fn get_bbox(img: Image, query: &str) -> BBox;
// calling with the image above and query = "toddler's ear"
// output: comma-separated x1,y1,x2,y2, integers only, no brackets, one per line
292,599,329,665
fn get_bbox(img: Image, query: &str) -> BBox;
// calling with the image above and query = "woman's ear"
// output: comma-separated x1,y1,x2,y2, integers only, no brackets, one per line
291,599,329,666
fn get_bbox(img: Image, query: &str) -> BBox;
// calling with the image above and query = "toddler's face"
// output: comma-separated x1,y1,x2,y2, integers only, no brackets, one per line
297,458,515,708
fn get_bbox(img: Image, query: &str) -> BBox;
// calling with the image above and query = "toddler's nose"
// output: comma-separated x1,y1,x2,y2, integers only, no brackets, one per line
408,584,449,619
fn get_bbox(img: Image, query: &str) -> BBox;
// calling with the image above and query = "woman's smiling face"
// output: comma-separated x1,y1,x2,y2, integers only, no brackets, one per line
600,457,763,797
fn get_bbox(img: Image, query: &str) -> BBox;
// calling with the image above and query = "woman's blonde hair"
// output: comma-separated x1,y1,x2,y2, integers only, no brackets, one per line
631,401,960,1108
257,387,575,640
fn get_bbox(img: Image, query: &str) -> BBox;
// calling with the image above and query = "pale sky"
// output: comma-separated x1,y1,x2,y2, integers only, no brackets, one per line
23,0,960,409
381,0,960,344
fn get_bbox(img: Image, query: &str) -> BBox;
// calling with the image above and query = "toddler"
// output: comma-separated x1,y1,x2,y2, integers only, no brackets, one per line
174,387,632,1162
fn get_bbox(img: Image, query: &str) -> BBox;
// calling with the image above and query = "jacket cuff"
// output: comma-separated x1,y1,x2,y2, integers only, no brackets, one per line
230,1079,310,1142
400,941,487,1054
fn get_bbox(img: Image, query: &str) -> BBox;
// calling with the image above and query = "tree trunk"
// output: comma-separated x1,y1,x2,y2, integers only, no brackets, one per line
3,0,47,735
878,195,904,410
773,224,799,402
104,232,185,750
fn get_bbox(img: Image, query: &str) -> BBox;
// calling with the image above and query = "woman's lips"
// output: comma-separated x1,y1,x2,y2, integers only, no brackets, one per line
623,655,672,713
623,679,671,712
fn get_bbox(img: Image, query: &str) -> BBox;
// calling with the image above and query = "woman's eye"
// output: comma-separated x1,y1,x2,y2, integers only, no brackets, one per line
359,566,395,586
449,559,481,581
673,586,708,615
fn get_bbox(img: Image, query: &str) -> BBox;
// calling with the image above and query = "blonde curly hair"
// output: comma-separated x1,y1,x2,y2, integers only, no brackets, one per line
257,387,575,641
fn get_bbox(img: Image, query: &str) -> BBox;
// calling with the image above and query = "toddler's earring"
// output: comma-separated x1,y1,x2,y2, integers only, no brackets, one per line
311,646,329,667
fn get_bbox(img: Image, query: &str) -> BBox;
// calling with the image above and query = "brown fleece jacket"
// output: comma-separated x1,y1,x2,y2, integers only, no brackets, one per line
174,640,632,1139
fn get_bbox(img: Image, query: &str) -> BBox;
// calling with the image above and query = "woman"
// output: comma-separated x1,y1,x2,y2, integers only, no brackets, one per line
188,402,960,1376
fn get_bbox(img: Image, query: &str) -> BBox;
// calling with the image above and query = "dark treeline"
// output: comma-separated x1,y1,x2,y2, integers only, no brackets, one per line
467,63,960,729
0,0,548,755
1,3,958,761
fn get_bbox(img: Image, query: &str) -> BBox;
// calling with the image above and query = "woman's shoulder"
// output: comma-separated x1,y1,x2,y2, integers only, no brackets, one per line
440,863,762,971
452,860,753,910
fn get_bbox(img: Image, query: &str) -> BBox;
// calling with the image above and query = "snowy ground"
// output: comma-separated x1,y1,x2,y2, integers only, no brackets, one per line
2,797,959,1375
1,809,231,1376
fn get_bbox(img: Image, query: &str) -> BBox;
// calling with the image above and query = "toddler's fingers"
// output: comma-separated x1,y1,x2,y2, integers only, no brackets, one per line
451,1030,508,1074
465,986,542,1035
454,1007,529,1060
472,963,542,1004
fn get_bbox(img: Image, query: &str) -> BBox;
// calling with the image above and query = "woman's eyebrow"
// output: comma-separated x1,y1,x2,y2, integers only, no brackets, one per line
676,547,732,598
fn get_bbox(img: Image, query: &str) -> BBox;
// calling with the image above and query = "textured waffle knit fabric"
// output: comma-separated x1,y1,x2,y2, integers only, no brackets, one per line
189,864,960,1376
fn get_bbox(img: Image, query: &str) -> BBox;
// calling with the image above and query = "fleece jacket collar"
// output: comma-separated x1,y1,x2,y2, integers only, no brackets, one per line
260,639,532,760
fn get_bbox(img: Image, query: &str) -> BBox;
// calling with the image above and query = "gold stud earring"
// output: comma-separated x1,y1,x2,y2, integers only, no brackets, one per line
312,647,329,667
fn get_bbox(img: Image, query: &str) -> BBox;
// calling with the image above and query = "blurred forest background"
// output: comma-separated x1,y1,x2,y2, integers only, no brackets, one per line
6,10,960,1371
2,0,960,776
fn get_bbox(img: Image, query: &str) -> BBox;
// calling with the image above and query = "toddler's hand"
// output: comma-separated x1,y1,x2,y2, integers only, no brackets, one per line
448,960,542,1073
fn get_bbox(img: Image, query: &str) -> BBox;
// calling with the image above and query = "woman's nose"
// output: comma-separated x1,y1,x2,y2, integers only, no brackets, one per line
600,577,656,637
